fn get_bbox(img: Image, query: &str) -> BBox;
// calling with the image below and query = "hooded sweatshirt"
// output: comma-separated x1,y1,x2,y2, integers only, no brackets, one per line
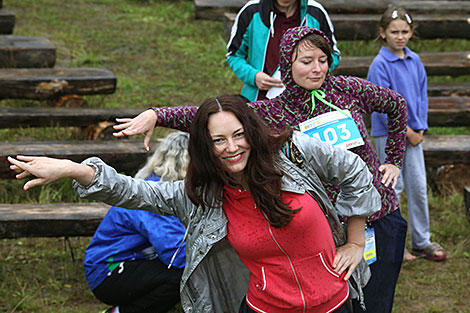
153,27,407,222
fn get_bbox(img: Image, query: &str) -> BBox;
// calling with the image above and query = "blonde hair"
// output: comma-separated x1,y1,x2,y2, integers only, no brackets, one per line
135,131,189,181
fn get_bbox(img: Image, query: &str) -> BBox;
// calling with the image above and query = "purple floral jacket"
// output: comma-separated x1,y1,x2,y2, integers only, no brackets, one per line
153,27,407,222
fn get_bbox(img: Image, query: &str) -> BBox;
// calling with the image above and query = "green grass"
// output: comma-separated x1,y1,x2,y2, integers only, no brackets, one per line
1,0,469,312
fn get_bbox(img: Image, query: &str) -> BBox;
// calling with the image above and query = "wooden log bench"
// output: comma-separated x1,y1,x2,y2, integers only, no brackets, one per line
0,68,117,100
333,52,470,77
330,14,470,40
426,97,470,127
428,82,470,97
0,136,468,180
422,135,470,167
196,0,470,20
0,202,109,239
1,96,468,129
465,185,470,221
0,107,142,128
0,36,56,68
0,9,14,34
0,139,161,179
223,12,470,41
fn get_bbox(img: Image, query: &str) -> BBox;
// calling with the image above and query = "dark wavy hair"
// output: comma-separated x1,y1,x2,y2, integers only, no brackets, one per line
185,95,298,228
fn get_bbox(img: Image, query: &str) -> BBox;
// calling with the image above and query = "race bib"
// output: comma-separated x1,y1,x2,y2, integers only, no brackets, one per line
299,110,364,150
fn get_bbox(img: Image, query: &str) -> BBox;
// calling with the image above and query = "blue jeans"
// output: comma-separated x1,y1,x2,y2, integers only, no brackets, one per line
375,135,431,249
352,209,407,313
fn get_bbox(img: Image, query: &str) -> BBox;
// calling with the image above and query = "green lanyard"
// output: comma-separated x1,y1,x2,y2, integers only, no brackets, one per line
311,89,350,118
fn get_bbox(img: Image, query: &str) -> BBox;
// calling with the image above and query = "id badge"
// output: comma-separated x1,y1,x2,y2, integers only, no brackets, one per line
364,227,377,265
299,110,364,150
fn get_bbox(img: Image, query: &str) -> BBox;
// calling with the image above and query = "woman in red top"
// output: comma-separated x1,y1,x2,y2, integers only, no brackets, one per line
9,96,379,313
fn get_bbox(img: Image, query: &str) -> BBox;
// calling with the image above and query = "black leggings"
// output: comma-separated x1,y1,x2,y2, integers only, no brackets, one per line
92,258,183,313
238,296,353,313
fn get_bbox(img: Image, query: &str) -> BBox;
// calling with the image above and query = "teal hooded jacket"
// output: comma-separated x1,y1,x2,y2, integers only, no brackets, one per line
226,0,341,101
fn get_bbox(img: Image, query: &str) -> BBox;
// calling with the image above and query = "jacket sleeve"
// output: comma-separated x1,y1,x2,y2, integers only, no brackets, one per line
293,132,381,218
348,76,407,168
226,6,258,87
417,57,429,130
152,105,198,133
73,157,195,226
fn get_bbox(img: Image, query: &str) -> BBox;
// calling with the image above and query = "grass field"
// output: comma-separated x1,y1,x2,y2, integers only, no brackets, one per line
1,0,469,312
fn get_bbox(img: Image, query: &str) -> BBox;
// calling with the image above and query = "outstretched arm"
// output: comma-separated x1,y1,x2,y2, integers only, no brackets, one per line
113,106,198,150
113,109,157,151
8,156,95,190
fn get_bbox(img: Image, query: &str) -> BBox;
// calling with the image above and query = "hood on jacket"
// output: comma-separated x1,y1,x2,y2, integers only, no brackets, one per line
278,26,332,102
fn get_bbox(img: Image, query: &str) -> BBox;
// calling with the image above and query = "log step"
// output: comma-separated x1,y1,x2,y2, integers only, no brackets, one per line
1,96,468,129
197,0,470,20
0,202,109,238
0,68,117,99
332,14,470,40
334,52,470,77
0,136,468,180
0,107,143,128
428,82,470,97
0,9,14,34
427,97,470,127
0,36,56,68
423,135,470,167
223,12,470,41
0,139,161,179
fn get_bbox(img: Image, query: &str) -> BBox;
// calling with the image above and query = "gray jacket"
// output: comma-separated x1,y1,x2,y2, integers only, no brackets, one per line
74,131,381,313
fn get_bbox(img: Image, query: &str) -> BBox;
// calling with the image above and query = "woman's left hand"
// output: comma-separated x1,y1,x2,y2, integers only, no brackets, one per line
333,242,364,281
378,163,400,189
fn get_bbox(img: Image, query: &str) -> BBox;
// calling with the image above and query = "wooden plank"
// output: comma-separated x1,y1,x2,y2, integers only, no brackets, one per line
332,14,470,40
0,107,143,128
197,0,470,20
0,36,56,68
363,97,470,128
0,68,117,99
333,52,470,77
427,97,470,127
464,185,470,221
0,139,161,179
428,82,470,97
422,135,470,167
223,12,470,41
322,0,470,14
0,203,109,238
0,9,14,34
194,0,247,21
1,96,468,129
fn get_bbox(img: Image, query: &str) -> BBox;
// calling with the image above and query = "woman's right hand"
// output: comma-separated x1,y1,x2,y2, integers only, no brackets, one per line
113,109,158,151
8,156,95,190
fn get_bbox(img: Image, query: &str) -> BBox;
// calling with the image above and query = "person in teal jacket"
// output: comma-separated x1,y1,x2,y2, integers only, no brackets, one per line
226,0,340,101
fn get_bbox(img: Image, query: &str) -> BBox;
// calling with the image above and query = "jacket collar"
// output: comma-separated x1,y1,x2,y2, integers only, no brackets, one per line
380,45,412,62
